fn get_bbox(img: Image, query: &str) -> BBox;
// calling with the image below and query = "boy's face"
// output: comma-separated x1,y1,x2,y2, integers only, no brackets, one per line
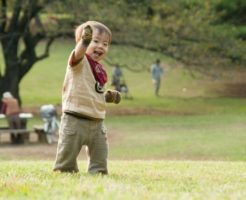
86,28,110,62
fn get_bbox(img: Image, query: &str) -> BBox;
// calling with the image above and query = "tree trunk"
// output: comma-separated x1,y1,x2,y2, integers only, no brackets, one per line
0,35,22,104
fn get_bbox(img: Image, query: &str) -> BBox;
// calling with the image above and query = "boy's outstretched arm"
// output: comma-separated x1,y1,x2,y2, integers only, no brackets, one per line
70,25,93,66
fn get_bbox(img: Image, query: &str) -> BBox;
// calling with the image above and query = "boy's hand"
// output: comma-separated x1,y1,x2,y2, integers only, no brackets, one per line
104,90,121,104
82,25,93,46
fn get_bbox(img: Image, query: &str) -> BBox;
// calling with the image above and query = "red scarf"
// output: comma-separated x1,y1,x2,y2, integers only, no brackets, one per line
86,54,108,86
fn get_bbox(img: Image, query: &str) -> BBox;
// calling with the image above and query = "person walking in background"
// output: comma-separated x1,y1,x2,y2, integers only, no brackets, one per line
53,21,121,175
150,59,164,96
0,92,21,144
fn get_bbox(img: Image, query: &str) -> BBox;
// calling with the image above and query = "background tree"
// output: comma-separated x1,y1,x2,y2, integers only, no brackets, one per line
69,0,245,72
0,0,64,104
214,0,246,41
215,0,246,25
0,0,245,103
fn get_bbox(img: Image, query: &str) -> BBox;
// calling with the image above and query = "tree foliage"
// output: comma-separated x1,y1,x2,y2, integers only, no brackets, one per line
0,0,245,102
215,0,246,25
0,0,68,102
67,0,245,71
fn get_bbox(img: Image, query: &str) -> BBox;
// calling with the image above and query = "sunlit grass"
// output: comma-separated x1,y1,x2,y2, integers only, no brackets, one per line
105,114,246,161
2,39,246,200
17,41,193,103
19,40,246,117
0,160,246,199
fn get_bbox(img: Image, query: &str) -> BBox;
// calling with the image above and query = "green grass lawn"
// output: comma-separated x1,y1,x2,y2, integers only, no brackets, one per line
1,113,245,162
1,40,246,199
21,40,169,106
18,40,246,122
20,39,246,108
105,114,246,161
0,161,245,199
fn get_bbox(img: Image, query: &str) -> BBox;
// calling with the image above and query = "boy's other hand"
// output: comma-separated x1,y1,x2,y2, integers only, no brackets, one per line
105,90,121,104
82,25,93,45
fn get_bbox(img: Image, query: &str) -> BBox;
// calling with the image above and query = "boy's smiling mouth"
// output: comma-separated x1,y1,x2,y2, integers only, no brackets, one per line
94,50,103,57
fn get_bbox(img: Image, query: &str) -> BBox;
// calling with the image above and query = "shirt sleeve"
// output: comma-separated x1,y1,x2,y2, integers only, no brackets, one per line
68,50,83,67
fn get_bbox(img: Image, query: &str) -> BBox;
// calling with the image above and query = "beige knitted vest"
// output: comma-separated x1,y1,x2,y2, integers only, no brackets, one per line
62,52,106,119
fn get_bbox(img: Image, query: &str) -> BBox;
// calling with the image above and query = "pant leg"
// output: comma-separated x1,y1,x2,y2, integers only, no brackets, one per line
7,115,21,144
87,122,108,175
53,114,85,172
155,78,161,96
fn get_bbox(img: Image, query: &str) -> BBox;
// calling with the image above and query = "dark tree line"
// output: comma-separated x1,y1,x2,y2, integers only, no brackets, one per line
215,0,246,25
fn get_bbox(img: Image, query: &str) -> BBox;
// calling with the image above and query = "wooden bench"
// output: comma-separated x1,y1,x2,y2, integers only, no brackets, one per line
0,127,32,144
0,128,32,134
0,113,54,144
0,126,50,144
0,125,55,143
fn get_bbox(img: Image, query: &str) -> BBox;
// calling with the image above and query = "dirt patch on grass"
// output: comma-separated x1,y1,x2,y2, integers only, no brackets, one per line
0,134,57,160
0,143,57,160
206,67,246,97
106,107,192,116
22,106,197,117
0,141,89,161
212,82,246,97
0,131,119,161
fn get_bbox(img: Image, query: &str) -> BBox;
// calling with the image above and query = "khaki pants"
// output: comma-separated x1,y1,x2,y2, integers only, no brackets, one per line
53,113,108,174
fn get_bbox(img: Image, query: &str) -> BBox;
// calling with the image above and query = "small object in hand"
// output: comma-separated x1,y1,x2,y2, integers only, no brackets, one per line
105,90,121,104
82,25,93,45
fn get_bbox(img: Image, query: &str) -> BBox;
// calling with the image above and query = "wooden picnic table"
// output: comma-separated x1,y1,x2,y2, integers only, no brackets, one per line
0,113,56,144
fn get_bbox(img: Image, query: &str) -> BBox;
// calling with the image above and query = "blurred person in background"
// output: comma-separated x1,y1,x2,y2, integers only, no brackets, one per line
150,59,164,96
0,91,22,144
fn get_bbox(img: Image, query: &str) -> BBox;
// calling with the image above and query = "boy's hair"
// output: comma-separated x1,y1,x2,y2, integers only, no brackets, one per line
75,21,112,44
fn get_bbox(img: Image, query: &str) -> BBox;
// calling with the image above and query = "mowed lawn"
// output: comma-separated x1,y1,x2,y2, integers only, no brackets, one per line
1,113,246,199
0,113,245,161
20,39,246,107
1,39,246,199
105,114,246,161
0,160,246,199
